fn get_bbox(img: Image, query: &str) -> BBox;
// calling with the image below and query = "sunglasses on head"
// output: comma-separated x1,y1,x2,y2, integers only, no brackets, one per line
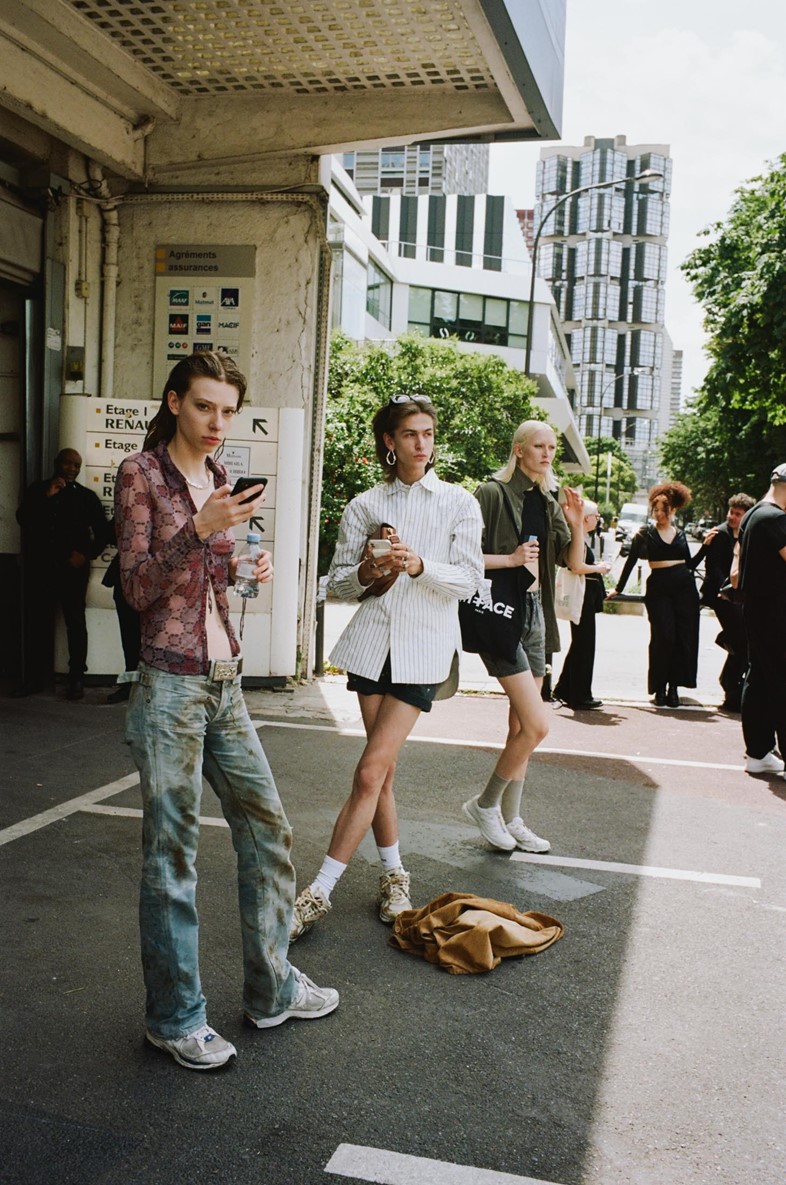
389,394,432,405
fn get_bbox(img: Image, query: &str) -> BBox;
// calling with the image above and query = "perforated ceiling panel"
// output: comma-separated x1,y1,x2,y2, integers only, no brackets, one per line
67,0,497,97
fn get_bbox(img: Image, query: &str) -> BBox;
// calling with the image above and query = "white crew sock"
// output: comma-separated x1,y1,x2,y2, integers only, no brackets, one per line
377,841,402,873
313,854,347,900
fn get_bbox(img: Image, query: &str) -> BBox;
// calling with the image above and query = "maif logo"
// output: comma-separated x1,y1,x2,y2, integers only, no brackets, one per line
169,289,189,306
168,314,189,335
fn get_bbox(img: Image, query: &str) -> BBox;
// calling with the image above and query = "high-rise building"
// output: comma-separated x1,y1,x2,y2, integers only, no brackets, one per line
341,143,489,196
534,135,673,485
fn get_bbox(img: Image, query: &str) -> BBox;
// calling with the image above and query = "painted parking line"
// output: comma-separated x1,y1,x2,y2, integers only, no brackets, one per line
251,719,743,771
510,851,761,888
82,803,228,828
0,772,140,848
325,1143,558,1184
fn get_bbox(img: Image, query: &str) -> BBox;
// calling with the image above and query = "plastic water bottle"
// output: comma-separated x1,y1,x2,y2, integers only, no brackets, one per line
233,531,261,599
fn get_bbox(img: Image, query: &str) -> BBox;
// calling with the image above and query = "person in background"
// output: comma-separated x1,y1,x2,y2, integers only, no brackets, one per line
102,519,141,704
289,394,483,941
554,499,611,710
733,464,786,776
693,492,755,712
607,481,701,708
13,448,109,700
115,350,338,1071
463,421,584,854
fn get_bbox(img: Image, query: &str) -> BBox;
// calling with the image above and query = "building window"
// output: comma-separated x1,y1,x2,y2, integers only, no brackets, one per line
366,261,392,329
407,286,528,348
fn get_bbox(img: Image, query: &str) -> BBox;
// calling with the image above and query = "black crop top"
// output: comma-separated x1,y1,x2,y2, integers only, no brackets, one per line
615,525,697,593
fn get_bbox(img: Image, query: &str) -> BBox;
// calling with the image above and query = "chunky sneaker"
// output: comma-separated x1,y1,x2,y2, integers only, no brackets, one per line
745,751,785,774
244,968,339,1028
145,1023,237,1071
506,816,551,853
462,796,516,851
289,883,331,942
378,867,412,924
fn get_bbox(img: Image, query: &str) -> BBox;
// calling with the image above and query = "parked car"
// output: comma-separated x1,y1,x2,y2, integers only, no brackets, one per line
615,502,651,556
694,518,717,541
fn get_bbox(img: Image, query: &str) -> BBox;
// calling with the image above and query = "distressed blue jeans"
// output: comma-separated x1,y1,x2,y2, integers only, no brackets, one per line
126,665,298,1037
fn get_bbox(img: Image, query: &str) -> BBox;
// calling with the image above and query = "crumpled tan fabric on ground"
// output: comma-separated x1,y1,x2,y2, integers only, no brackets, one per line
389,891,564,974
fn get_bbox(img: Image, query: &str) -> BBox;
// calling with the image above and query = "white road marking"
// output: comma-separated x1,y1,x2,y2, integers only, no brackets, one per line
251,720,743,771
82,803,228,828
0,772,140,847
510,851,761,888
325,1143,557,1184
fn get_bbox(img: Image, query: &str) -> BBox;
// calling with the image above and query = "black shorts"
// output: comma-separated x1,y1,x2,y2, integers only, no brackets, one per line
347,654,436,713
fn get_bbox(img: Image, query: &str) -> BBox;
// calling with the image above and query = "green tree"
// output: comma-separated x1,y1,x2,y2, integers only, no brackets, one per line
319,332,541,571
665,154,786,511
682,153,786,425
570,437,638,517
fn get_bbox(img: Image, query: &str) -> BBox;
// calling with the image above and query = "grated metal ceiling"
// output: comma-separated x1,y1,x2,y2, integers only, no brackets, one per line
67,0,498,98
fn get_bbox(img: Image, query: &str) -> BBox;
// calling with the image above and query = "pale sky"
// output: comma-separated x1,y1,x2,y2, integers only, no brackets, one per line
488,0,786,402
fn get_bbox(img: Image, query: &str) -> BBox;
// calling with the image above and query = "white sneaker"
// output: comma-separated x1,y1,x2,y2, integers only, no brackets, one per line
145,1023,237,1071
506,816,551,853
378,867,412,924
245,968,339,1028
745,751,785,774
462,796,516,851
289,883,331,942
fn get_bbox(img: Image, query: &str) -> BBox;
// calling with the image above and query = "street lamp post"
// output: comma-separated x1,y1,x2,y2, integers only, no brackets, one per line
523,168,663,379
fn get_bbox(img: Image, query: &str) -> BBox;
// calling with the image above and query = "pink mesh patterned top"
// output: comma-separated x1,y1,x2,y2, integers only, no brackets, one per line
114,441,239,674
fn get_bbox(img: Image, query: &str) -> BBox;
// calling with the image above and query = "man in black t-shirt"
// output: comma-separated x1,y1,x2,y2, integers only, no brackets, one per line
735,464,786,774
696,492,755,711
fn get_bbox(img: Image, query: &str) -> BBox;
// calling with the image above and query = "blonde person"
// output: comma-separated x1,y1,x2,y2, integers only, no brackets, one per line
115,351,338,1070
290,394,484,941
464,421,585,853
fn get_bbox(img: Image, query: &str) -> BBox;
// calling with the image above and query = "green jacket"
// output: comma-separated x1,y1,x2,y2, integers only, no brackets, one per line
474,467,572,654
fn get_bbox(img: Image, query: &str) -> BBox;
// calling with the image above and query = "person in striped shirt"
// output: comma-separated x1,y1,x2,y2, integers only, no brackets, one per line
290,394,484,940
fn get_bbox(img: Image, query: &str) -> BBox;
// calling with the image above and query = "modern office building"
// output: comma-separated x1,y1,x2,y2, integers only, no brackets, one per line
534,135,674,486
328,165,588,470
341,143,489,196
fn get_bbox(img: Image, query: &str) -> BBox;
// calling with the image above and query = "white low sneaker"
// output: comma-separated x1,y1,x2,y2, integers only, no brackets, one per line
462,796,516,851
378,867,412,924
745,751,785,774
245,968,339,1028
506,816,551,853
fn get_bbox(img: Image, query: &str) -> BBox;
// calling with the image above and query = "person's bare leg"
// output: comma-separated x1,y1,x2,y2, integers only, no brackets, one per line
327,695,420,864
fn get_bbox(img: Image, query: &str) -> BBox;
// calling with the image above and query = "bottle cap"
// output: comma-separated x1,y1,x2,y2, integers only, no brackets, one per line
246,531,261,543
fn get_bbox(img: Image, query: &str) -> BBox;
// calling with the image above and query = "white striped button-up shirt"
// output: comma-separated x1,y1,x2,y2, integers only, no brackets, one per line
328,469,484,684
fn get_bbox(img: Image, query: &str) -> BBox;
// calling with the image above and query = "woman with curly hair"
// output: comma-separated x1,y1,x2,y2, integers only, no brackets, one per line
607,481,700,708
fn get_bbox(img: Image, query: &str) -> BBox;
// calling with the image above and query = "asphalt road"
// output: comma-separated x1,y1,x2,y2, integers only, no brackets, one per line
2,664,784,1185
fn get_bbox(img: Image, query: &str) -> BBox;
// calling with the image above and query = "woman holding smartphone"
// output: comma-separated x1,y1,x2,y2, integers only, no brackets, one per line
115,350,337,1071
464,421,584,854
290,394,484,940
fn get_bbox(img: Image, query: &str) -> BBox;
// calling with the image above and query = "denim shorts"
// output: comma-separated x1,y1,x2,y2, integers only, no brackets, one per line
347,653,436,713
480,590,546,679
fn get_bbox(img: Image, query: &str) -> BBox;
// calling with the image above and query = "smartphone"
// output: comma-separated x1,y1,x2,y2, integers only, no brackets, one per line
370,539,393,559
527,535,538,543
231,476,269,504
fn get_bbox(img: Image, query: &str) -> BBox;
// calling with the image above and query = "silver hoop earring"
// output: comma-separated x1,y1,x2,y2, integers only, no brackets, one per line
386,448,396,466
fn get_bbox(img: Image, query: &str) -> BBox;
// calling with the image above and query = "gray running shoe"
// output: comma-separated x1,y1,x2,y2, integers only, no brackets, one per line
145,1023,237,1071
245,968,339,1029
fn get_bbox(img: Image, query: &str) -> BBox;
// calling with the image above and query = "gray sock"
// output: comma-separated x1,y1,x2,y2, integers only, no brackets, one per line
477,770,509,809
501,778,525,822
